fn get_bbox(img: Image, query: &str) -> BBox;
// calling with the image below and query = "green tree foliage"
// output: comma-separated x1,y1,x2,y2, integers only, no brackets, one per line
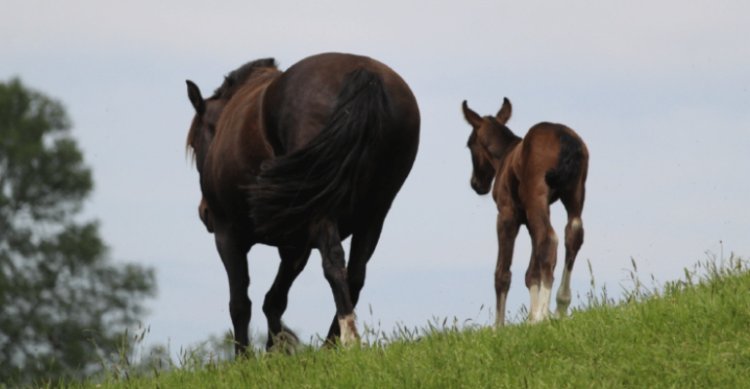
0,78,156,385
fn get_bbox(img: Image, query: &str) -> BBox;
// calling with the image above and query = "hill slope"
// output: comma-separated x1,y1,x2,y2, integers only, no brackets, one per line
84,259,750,388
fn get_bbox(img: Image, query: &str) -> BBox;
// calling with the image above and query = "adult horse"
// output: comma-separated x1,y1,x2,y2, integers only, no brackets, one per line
461,98,588,327
185,53,420,354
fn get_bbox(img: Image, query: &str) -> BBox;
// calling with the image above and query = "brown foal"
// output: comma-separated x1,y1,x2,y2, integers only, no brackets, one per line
462,98,588,326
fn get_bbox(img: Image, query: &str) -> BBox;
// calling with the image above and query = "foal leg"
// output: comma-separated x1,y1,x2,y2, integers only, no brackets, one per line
262,245,311,351
524,197,559,323
316,219,359,346
325,212,387,342
495,208,520,327
214,227,253,356
556,187,585,317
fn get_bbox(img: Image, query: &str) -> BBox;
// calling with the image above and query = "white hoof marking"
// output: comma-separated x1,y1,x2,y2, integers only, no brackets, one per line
338,314,359,346
528,283,552,323
495,292,508,328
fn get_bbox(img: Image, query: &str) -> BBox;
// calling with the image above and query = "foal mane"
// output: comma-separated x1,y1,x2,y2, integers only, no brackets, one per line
485,116,521,155
211,57,278,100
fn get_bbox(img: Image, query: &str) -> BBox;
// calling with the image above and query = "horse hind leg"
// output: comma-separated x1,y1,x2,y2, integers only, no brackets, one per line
524,197,558,324
325,209,387,342
316,219,359,346
556,188,585,317
262,245,311,353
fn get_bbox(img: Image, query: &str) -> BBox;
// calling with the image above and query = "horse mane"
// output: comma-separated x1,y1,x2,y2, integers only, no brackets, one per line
186,58,278,160
211,58,278,100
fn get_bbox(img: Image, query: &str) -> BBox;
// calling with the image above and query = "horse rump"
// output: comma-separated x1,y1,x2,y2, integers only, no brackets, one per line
248,68,389,240
545,129,586,191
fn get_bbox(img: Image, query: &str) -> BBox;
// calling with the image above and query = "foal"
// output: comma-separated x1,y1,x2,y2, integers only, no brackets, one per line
462,98,588,326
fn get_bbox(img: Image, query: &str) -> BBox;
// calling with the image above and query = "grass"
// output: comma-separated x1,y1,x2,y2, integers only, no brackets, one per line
62,255,750,388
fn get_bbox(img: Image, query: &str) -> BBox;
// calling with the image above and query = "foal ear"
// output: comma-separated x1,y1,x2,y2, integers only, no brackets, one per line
462,100,483,128
495,97,512,125
186,80,205,115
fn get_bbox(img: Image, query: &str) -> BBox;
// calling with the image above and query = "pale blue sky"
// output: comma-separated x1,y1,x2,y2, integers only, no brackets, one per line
2,0,749,351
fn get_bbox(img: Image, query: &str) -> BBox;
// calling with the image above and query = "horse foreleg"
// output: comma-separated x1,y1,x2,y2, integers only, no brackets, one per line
214,228,253,356
262,245,311,352
316,220,359,346
495,209,520,327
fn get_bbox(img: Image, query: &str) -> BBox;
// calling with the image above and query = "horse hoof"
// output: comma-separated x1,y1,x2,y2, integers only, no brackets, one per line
268,328,300,355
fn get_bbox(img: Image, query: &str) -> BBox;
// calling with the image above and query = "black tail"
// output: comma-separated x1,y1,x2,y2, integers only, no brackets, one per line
248,68,389,239
545,130,585,190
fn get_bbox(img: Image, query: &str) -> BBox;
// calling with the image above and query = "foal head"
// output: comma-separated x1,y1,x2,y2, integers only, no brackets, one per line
461,98,515,195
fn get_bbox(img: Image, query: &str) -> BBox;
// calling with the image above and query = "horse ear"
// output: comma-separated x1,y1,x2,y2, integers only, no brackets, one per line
186,80,205,115
496,97,512,124
462,100,483,128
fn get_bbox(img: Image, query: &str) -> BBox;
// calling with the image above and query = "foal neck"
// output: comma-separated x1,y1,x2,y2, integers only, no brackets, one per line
485,119,521,170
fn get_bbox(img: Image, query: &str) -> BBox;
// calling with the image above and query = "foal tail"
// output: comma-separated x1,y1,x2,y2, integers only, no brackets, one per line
248,68,389,239
545,129,588,190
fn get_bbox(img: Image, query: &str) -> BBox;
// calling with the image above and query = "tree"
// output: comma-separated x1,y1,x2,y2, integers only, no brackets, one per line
0,78,156,385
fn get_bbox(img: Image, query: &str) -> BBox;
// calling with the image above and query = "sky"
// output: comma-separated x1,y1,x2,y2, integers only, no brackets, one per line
2,0,749,353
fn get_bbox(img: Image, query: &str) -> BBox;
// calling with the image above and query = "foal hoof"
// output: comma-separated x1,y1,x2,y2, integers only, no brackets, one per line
554,306,570,319
527,310,552,324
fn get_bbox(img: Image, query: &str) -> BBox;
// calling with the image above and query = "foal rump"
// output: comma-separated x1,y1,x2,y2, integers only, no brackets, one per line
544,128,586,193
248,68,389,240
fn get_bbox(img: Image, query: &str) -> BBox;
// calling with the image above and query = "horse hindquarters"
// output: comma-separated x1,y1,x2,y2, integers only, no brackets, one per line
250,67,417,345
248,68,392,240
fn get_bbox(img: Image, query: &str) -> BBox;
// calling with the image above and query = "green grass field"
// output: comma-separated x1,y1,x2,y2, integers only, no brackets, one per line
66,257,749,388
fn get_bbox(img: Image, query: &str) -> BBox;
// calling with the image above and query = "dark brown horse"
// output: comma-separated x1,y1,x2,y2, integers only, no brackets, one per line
462,98,588,326
185,53,420,354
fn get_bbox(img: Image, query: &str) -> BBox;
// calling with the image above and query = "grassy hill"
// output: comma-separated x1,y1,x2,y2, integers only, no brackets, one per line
70,257,749,388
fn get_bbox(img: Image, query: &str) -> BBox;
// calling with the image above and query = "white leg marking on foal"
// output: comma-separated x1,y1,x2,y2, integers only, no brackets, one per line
570,218,582,231
338,313,359,346
556,267,572,316
529,283,552,323
495,292,508,328
528,284,541,323
557,267,571,309
538,283,552,320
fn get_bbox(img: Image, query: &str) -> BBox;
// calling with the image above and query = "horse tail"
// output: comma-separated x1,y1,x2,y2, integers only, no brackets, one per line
545,129,586,190
248,68,388,239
